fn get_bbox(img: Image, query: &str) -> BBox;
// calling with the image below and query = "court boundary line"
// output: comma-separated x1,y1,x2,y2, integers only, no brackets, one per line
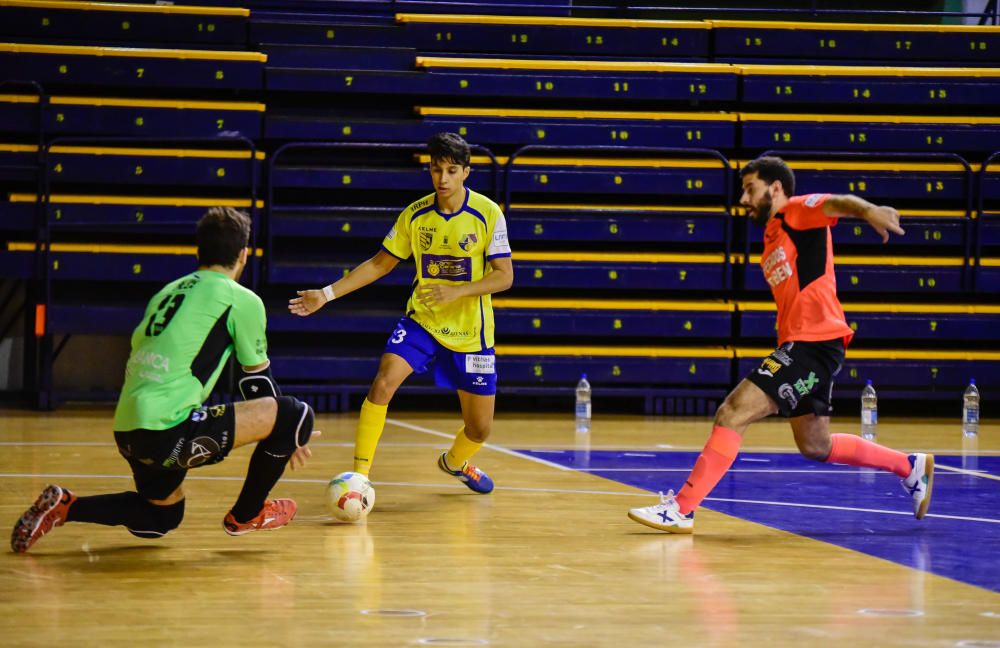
1,472,997,524
384,417,572,471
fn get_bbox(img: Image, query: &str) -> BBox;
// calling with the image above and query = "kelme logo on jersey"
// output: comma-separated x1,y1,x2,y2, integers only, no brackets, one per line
459,232,479,251
422,254,471,281
465,354,496,374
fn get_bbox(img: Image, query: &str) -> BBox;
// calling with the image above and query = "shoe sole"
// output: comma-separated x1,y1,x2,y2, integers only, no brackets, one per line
11,485,63,553
627,510,694,534
916,454,934,520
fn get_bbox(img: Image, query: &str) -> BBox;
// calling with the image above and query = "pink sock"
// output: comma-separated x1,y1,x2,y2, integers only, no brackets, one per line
675,425,742,515
825,433,911,477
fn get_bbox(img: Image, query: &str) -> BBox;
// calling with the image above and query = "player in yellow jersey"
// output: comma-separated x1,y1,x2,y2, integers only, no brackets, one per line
288,133,514,494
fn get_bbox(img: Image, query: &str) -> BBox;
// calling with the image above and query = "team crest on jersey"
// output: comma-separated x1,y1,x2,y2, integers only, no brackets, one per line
459,233,478,251
418,230,433,251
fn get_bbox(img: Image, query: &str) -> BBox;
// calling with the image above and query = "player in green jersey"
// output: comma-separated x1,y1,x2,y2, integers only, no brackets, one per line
12,207,319,553
289,132,514,495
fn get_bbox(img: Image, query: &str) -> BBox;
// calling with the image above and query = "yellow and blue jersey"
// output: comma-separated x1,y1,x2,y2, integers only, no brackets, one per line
381,188,511,353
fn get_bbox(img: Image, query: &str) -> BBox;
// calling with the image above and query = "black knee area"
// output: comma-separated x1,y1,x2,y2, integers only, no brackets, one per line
127,498,185,539
239,364,281,400
259,396,314,457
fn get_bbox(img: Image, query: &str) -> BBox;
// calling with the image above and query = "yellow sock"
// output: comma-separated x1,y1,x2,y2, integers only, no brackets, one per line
353,398,388,475
445,426,484,469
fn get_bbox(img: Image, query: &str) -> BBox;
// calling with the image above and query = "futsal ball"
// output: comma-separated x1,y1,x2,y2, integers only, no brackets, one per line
326,471,375,522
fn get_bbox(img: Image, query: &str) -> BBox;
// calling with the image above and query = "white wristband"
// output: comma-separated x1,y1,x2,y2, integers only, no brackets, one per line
322,285,336,303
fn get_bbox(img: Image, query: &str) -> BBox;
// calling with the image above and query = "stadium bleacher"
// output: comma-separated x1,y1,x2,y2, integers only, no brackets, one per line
1,0,998,411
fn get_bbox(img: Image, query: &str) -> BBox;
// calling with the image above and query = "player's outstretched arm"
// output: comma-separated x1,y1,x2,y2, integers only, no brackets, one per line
288,250,400,316
416,256,513,308
823,194,905,243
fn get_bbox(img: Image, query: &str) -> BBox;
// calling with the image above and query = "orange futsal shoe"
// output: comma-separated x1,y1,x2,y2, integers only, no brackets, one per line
223,498,297,536
11,485,77,553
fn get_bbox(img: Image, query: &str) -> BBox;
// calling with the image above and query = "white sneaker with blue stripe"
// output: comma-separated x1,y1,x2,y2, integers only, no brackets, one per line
901,453,934,520
628,490,694,534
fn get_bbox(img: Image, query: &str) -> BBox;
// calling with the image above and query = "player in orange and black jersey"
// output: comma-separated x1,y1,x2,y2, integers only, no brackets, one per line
629,156,934,533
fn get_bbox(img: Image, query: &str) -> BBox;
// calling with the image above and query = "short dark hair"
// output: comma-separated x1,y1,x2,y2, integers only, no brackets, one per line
428,132,471,168
740,156,795,196
196,206,251,267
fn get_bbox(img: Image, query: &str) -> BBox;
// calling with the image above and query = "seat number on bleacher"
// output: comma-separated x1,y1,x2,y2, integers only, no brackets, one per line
586,35,604,45
926,135,944,145
852,88,871,99
918,277,937,288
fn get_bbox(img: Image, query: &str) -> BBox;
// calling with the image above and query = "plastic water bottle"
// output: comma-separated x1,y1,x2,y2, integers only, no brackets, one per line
860,379,878,441
575,373,592,434
962,379,980,437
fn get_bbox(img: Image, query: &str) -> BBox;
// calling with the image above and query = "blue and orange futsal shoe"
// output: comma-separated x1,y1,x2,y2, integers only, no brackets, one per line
437,453,495,494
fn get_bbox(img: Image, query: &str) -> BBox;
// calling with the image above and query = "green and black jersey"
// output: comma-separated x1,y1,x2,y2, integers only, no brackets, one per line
113,270,268,432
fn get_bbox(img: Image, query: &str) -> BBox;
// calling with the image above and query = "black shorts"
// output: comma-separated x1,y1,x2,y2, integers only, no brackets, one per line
745,340,845,418
114,403,236,500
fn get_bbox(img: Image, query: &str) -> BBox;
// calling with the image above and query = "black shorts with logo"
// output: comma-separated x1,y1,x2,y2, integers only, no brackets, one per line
114,403,236,500
745,339,845,418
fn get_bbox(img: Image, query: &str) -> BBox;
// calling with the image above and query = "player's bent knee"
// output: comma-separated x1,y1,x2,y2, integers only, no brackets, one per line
259,395,315,457
798,442,832,462
128,498,185,539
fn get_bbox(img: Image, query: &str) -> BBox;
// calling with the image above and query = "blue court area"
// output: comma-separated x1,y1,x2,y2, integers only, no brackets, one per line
519,448,1000,593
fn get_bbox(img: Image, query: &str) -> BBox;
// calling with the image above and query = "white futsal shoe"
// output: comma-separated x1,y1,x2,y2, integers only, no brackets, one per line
901,453,934,520
628,490,694,534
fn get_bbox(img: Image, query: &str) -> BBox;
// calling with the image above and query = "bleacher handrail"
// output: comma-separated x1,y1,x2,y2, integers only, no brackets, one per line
265,140,500,285
754,149,975,290
505,143,734,286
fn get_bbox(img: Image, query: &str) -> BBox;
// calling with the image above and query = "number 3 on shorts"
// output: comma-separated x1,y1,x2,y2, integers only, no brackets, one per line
390,327,407,344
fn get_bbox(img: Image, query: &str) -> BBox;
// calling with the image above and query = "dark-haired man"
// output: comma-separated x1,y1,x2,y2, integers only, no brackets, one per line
12,207,318,553
290,132,513,494
628,156,934,533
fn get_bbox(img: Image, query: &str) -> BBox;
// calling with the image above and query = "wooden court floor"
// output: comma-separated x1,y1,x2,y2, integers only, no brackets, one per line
1,406,998,647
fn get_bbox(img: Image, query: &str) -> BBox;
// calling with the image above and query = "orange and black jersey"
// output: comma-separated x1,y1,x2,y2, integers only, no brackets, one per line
761,194,854,347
